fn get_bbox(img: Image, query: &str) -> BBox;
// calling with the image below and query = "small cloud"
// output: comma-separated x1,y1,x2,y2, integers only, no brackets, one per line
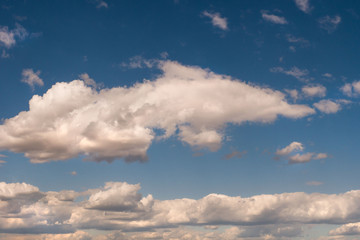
306,181,323,186
79,73,98,88
0,23,28,48
294,0,312,14
21,69,44,89
70,171,77,176
202,11,228,30
322,73,332,78
275,142,328,164
302,84,326,98
318,15,341,33
96,0,108,8
120,56,156,69
340,81,360,97
313,99,341,114
286,34,309,47
285,89,299,101
270,66,309,81
223,150,247,160
262,12,288,24
160,52,169,59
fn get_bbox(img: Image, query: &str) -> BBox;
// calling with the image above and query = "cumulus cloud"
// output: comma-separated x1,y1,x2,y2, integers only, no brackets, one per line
79,73,98,89
302,84,326,98
340,80,360,97
270,66,309,81
314,100,341,114
294,0,312,13
275,142,328,164
318,15,341,33
329,222,360,236
0,23,28,48
0,60,314,163
2,180,360,237
21,69,44,89
262,12,288,24
202,11,228,30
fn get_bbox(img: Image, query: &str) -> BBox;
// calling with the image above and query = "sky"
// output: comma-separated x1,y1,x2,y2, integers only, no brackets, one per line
0,0,360,239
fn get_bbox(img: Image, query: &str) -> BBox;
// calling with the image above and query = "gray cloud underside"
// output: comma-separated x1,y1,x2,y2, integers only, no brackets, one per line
0,60,314,163
1,181,360,237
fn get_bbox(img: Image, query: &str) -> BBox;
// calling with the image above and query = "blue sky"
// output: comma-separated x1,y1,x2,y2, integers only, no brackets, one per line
1,0,360,239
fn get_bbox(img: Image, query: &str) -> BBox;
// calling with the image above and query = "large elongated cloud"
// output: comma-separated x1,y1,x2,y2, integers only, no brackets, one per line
0,60,314,163
2,181,360,237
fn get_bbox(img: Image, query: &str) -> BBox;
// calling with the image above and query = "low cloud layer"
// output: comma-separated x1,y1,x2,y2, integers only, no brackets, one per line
0,60,314,163
1,181,360,238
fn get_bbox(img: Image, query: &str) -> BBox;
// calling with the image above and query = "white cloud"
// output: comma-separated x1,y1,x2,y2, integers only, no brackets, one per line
340,80,360,97
314,100,341,114
294,0,312,13
270,66,309,81
262,12,288,24
285,89,299,101
2,180,360,236
0,60,314,163
329,222,360,236
79,73,97,88
0,23,28,48
302,84,326,98
96,0,108,8
21,69,44,89
286,34,309,46
318,15,341,33
276,141,303,156
202,11,228,30
322,73,332,78
276,142,328,164
120,55,155,69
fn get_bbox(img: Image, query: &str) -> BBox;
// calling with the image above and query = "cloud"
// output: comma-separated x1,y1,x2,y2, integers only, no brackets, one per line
202,11,228,30
119,55,156,69
329,222,360,236
70,171,77,176
294,0,312,13
340,81,360,97
0,60,314,163
262,12,288,24
302,84,326,98
275,142,328,164
314,100,341,114
79,73,98,89
0,23,28,48
270,66,309,81
223,150,247,160
96,0,108,9
21,69,44,89
286,34,309,46
306,181,323,186
285,89,299,101
323,73,332,78
318,15,341,33
3,180,360,236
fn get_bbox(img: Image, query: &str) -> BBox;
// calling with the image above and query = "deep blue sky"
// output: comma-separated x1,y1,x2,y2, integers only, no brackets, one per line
1,1,360,239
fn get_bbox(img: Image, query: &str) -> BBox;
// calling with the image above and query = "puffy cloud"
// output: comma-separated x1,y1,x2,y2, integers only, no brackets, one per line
318,15,341,33
302,85,326,98
285,89,299,101
329,222,360,236
314,100,341,114
3,181,360,237
270,66,309,81
261,13,288,24
294,0,312,13
275,142,328,164
21,69,44,89
0,23,28,48
79,73,97,89
202,11,228,30
340,81,360,97
0,60,314,163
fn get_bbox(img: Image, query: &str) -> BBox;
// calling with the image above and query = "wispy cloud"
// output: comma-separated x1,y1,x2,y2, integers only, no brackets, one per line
294,0,312,13
96,0,108,8
262,12,288,24
270,66,309,81
21,68,44,89
202,11,228,30
0,23,28,48
318,15,341,33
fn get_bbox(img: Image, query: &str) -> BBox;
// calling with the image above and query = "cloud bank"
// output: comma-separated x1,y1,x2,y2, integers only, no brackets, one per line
0,60,314,163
